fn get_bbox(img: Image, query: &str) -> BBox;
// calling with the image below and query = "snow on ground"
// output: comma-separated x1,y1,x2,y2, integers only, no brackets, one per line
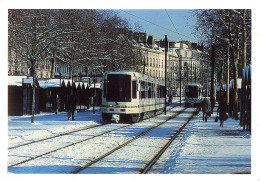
2,100,257,181
8,108,102,148
150,109,251,174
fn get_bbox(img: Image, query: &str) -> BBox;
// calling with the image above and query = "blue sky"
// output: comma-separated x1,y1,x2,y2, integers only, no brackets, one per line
116,9,198,43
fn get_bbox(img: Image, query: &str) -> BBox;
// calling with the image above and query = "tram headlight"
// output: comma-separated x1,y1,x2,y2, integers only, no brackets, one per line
109,104,113,107
121,105,126,108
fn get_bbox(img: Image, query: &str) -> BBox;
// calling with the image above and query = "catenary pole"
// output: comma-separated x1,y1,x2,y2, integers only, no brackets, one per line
164,35,168,115
179,55,182,107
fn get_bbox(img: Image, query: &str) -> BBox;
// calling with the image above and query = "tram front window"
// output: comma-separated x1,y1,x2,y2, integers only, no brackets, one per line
186,86,198,98
107,74,131,102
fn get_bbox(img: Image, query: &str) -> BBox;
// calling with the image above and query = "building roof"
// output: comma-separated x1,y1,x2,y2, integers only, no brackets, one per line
8,76,27,86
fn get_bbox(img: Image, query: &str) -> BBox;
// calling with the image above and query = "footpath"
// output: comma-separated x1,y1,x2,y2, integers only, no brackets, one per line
169,107,252,174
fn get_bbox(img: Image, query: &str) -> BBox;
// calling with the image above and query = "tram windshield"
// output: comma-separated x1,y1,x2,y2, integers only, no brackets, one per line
106,74,131,102
186,86,198,98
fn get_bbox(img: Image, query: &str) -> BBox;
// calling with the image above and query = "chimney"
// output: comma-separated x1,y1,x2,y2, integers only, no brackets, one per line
147,35,154,45
180,43,183,49
188,43,192,49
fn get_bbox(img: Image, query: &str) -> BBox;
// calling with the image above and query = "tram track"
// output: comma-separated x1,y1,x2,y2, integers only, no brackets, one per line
139,107,200,174
9,102,180,150
8,124,105,150
72,107,187,174
8,104,183,170
8,124,130,168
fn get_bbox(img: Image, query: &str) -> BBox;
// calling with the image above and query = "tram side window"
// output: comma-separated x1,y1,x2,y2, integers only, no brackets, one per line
148,82,152,98
132,80,137,99
157,85,160,98
141,81,146,99
152,83,155,98
103,79,107,98
160,86,165,98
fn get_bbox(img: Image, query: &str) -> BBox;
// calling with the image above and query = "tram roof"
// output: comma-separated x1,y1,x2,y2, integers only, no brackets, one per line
185,83,202,87
104,71,165,85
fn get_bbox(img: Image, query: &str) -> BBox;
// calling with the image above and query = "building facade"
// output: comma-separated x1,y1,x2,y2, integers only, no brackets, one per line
133,33,206,96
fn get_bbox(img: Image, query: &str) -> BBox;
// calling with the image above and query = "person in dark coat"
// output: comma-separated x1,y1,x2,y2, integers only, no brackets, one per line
55,94,61,114
168,94,173,104
201,97,210,122
67,91,76,120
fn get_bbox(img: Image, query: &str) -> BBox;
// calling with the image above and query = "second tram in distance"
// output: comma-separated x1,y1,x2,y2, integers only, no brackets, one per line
101,71,165,123
184,83,203,107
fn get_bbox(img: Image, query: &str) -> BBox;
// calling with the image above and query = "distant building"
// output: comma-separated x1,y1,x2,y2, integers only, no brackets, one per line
133,34,206,94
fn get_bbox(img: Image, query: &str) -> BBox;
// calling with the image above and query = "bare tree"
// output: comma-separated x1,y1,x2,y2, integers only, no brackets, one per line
192,9,251,120
8,10,67,123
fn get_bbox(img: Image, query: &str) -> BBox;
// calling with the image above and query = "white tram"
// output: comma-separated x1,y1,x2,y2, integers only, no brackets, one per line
184,83,203,107
101,71,165,123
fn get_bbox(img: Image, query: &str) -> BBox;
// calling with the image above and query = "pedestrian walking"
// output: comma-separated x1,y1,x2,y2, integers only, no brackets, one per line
201,97,210,122
55,94,61,114
168,94,172,104
67,91,76,121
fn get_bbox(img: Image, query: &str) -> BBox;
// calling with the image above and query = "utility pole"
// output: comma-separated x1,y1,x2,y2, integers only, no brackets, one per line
164,35,168,115
179,55,182,107
195,63,197,83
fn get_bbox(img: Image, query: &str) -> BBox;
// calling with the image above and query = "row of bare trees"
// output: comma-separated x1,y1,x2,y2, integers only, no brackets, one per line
8,9,141,79
8,9,142,123
192,9,251,122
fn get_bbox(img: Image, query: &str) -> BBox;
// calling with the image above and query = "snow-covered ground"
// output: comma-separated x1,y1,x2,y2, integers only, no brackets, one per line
1,101,258,181
150,111,251,174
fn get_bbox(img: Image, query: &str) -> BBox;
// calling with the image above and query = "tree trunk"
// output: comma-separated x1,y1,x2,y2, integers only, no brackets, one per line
210,43,215,111
50,49,57,78
240,10,247,127
232,50,239,120
31,61,36,123
226,45,230,115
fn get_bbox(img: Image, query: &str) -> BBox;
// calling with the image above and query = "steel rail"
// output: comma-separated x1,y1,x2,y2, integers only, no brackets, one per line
8,124,130,168
8,124,105,149
139,107,200,174
72,107,187,174
9,102,179,150
8,104,180,169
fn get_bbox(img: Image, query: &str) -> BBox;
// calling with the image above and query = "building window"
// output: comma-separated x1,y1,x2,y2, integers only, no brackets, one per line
55,63,60,73
162,60,164,68
66,64,69,73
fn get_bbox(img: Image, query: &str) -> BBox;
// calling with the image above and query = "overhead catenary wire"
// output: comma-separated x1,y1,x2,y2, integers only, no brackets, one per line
165,9,183,41
119,9,193,41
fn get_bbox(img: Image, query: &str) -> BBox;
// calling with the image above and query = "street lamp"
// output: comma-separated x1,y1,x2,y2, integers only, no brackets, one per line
175,49,182,107
164,35,168,115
